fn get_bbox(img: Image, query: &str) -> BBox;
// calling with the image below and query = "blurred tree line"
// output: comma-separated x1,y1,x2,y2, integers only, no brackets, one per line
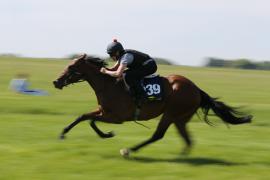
205,57,270,70
68,54,172,65
0,53,20,57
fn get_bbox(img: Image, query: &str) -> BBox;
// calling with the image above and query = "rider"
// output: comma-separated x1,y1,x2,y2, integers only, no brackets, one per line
100,39,157,108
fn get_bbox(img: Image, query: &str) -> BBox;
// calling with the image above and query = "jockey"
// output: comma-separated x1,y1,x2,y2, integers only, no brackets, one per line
100,39,157,108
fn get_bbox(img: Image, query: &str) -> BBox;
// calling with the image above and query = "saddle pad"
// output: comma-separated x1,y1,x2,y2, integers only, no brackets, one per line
142,75,163,101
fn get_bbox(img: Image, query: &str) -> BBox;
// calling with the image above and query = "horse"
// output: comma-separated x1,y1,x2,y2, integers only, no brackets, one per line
53,54,252,156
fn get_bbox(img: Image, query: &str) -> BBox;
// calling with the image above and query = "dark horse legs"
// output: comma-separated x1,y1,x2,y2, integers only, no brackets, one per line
59,109,114,139
126,113,194,155
129,114,172,152
174,119,193,155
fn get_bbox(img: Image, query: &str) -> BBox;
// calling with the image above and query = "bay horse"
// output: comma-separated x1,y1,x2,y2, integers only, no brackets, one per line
53,54,252,156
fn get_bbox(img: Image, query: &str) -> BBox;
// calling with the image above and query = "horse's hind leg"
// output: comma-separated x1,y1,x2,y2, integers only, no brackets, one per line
123,115,172,155
174,115,193,155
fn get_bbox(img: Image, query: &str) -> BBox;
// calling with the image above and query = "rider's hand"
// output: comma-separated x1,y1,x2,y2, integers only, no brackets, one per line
100,67,106,74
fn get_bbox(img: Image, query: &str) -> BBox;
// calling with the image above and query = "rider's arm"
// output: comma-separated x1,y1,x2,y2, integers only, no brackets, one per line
106,61,120,71
101,63,127,78
101,53,133,77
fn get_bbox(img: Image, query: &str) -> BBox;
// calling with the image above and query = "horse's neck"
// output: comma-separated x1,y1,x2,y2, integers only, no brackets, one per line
85,73,116,94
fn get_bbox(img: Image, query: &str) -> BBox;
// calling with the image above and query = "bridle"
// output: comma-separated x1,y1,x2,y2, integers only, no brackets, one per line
65,70,85,85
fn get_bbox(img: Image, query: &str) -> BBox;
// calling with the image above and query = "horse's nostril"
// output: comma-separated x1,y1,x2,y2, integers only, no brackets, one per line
53,80,62,89
53,80,57,86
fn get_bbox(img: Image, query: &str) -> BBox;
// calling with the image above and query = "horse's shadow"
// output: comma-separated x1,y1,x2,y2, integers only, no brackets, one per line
126,156,245,166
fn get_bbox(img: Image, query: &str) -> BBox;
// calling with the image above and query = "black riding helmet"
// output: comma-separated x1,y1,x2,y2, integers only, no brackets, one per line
106,39,124,55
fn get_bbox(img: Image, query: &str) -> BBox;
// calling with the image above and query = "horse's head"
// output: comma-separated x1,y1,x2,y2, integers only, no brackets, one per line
53,54,107,89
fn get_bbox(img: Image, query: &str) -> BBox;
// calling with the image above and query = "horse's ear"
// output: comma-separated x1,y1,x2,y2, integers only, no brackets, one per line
75,54,87,61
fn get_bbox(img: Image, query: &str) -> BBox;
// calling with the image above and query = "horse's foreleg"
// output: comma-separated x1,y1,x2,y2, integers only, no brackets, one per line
122,116,171,156
59,109,101,139
89,120,114,138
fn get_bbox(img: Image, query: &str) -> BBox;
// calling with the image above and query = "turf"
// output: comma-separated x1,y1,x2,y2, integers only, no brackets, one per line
0,57,269,180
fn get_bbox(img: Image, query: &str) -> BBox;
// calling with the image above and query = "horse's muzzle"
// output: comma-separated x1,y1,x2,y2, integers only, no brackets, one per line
53,80,63,90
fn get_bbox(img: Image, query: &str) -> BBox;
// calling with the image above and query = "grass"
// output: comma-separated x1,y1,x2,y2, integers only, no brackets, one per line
0,56,270,180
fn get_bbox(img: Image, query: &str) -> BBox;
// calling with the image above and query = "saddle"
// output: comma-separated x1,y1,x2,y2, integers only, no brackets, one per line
123,74,163,101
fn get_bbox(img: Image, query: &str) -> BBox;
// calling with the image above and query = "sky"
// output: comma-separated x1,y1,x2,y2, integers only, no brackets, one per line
1,0,270,66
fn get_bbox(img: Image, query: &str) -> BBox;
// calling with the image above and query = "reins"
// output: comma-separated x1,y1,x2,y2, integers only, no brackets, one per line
134,121,150,129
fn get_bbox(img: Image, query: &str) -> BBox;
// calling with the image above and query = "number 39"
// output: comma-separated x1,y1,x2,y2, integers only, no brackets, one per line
145,84,161,95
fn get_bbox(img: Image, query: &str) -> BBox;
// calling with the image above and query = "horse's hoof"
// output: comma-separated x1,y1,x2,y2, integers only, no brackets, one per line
120,148,130,158
100,131,115,138
59,134,65,140
108,131,115,137
244,115,253,123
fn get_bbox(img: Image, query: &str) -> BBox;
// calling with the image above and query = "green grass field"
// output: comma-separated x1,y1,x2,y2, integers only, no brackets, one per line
0,57,269,180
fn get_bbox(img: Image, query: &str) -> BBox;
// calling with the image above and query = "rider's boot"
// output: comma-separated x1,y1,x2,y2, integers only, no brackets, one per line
132,84,146,120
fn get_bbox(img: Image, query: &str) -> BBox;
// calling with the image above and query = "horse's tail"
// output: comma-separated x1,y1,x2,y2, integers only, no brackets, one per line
199,89,252,125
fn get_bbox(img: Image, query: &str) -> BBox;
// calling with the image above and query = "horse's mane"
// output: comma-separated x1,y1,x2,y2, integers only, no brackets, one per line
83,55,120,85
85,56,108,68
